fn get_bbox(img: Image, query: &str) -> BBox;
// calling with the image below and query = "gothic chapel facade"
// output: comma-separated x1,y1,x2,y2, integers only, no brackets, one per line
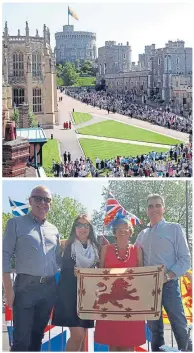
2,21,58,128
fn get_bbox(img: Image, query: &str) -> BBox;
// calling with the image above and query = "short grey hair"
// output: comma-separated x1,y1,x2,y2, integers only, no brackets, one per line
30,185,52,198
147,194,165,207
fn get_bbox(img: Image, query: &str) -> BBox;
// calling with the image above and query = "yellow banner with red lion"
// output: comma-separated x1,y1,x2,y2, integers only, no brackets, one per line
77,265,164,321
162,270,192,324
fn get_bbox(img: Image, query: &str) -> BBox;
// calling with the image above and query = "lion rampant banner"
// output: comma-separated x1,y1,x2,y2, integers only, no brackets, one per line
163,270,192,324
77,265,164,321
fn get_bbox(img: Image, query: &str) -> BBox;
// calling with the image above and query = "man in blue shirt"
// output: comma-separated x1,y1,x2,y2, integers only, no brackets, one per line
135,194,192,351
3,186,62,351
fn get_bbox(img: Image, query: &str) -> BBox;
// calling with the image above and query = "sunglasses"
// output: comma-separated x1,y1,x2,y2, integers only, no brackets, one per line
75,222,90,229
31,196,52,204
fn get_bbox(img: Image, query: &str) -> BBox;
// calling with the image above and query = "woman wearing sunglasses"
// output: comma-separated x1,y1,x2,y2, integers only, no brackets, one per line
52,215,99,351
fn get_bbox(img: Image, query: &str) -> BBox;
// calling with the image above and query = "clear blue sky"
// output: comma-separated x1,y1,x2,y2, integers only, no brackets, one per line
2,2,193,62
2,180,108,215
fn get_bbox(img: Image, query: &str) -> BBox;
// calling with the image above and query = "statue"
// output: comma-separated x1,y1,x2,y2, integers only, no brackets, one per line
3,52,7,67
47,28,50,43
18,29,20,36
27,55,31,71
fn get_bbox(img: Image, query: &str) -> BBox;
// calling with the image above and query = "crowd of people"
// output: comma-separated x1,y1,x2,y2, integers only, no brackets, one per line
52,143,192,178
66,89,192,133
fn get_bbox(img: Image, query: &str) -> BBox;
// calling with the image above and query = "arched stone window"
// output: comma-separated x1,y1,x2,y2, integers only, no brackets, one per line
33,88,41,113
13,52,24,77
32,52,41,77
13,88,25,106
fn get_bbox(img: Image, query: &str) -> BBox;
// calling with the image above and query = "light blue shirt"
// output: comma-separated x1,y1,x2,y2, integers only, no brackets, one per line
3,212,61,276
135,219,191,278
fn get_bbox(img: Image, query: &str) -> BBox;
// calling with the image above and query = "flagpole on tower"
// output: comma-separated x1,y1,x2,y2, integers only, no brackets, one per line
68,6,69,25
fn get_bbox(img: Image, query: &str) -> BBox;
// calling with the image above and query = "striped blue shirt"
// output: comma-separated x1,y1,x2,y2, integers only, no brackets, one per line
135,219,191,278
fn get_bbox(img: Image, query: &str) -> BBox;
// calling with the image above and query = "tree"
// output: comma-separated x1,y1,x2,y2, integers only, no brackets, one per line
2,213,12,234
11,107,20,127
47,195,87,238
92,181,192,252
80,60,93,76
28,111,38,127
59,62,79,86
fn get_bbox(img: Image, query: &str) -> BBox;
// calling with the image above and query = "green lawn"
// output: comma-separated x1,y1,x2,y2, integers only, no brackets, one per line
77,120,182,145
79,138,169,163
42,139,61,177
73,76,96,86
72,112,92,125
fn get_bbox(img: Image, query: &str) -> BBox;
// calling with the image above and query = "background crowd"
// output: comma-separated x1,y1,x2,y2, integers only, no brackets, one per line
52,143,192,178
66,89,192,133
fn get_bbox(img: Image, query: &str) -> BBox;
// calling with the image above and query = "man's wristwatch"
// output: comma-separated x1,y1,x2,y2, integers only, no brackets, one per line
165,273,171,281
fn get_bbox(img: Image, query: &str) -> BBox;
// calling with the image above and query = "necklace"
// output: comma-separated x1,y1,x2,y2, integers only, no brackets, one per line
115,243,130,262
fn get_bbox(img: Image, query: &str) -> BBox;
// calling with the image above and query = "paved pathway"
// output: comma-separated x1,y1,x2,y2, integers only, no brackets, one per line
44,96,84,161
77,134,172,149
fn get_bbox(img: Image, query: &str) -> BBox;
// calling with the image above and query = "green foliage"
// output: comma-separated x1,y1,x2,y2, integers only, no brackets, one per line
78,120,182,145
72,112,92,125
47,195,87,238
92,181,192,253
57,76,64,86
79,138,168,163
11,108,20,127
28,111,38,128
80,60,93,75
42,139,61,176
2,213,13,234
72,76,96,87
56,60,96,87
57,62,79,86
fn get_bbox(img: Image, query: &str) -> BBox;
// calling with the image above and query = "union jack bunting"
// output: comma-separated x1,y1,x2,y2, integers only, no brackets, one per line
9,197,29,217
104,192,142,226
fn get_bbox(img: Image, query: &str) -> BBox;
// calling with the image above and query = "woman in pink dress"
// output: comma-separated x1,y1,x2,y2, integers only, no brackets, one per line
94,214,146,351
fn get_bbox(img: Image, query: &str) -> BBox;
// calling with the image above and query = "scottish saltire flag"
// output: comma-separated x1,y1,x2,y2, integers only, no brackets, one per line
68,6,78,20
104,192,142,226
9,197,29,217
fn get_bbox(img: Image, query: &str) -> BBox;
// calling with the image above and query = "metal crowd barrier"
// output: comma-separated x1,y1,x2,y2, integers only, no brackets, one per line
4,272,192,351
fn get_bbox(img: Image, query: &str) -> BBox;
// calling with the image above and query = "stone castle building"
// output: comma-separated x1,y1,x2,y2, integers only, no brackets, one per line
2,21,58,128
138,40,192,103
98,70,150,99
55,25,96,64
97,39,192,112
98,41,132,75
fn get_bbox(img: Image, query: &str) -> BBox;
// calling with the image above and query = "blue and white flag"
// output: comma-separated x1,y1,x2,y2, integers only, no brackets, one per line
9,197,29,217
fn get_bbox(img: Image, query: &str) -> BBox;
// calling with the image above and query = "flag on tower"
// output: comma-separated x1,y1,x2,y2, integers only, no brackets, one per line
9,197,29,217
68,6,78,20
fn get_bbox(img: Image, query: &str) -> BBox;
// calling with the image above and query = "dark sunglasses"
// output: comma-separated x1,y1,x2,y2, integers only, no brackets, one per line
75,222,90,229
31,196,52,204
